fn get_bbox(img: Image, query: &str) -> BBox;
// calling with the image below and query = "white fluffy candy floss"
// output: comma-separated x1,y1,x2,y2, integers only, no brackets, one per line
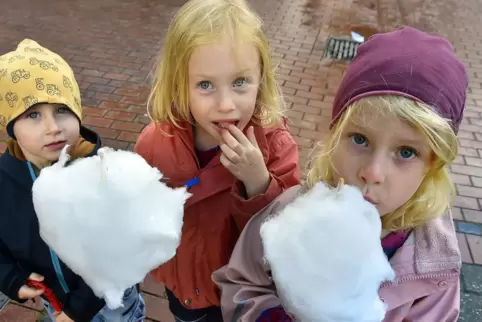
260,179,396,322
32,145,190,309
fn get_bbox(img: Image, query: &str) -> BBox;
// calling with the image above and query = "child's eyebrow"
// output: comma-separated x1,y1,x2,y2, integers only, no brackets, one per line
347,123,428,148
397,138,424,146
191,68,255,79
395,139,429,155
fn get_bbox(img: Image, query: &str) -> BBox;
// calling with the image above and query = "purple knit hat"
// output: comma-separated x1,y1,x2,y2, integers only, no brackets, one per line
331,26,468,134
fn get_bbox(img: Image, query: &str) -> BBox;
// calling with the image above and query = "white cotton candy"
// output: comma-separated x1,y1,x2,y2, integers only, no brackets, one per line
32,145,190,309
260,181,395,322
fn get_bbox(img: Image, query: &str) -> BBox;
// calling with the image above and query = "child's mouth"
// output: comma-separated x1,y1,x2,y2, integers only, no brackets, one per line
363,195,378,205
213,120,239,130
45,140,67,150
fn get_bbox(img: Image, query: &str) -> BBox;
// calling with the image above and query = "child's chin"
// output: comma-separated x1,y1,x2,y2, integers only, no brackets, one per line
44,151,63,162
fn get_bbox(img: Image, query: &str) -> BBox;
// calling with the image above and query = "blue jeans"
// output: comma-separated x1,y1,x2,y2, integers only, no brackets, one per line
42,286,145,322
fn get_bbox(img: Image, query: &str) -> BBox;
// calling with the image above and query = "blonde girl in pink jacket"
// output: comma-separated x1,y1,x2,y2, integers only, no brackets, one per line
212,26,468,322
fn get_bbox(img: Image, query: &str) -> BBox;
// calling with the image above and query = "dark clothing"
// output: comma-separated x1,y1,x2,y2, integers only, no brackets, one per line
381,230,412,260
0,126,106,321
166,288,223,322
195,147,220,169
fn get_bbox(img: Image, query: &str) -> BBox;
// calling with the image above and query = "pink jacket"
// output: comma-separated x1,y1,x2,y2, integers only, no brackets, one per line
212,185,462,322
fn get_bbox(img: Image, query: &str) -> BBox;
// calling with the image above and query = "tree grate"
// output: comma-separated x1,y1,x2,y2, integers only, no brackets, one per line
323,37,361,62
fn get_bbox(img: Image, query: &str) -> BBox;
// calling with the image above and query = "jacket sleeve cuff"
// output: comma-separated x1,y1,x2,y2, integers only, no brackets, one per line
2,270,31,303
231,175,282,228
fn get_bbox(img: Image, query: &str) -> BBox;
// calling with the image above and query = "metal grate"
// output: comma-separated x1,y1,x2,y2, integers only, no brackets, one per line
323,37,361,62
0,292,9,311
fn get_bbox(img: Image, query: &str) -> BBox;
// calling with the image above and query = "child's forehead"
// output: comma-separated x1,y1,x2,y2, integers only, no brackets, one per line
27,103,67,111
189,39,260,74
347,108,425,142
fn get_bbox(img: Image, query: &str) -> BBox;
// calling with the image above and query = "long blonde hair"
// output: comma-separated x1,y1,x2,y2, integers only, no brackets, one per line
147,0,284,128
307,95,458,231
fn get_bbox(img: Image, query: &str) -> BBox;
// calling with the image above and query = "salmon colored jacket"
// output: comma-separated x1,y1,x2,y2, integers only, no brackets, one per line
135,121,300,309
212,185,462,322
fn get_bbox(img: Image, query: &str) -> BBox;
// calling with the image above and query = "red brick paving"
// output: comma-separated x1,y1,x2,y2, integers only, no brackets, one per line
1,0,482,320
0,304,40,321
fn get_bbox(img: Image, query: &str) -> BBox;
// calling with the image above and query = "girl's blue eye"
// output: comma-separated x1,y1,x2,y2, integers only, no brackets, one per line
350,133,368,146
27,112,40,119
57,107,68,114
398,147,417,160
233,78,246,87
198,81,212,90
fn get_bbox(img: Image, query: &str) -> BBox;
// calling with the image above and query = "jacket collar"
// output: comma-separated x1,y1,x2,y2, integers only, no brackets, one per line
390,210,461,276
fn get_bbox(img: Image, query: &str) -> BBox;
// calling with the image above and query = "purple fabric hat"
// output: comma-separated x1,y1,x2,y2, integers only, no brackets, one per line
331,26,468,134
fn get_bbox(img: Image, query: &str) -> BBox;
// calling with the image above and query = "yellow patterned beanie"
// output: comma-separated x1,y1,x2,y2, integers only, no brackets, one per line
0,39,82,138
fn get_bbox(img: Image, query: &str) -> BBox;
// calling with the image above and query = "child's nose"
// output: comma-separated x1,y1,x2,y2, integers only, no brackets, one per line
218,93,235,113
44,117,61,134
359,157,385,185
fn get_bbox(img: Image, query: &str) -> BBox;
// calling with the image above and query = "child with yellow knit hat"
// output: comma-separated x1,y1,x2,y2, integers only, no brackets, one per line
0,39,145,322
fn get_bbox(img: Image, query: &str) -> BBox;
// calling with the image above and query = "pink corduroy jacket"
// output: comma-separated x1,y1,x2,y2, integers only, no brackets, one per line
212,185,462,322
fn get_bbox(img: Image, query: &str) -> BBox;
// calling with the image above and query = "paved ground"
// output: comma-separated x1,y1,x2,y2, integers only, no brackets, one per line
0,0,481,321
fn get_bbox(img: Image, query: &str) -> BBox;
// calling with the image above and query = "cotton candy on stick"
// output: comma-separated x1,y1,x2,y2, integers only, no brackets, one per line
260,179,396,322
32,145,190,309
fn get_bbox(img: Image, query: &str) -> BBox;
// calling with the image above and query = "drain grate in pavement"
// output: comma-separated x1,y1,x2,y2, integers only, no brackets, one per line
323,37,361,62
0,291,9,311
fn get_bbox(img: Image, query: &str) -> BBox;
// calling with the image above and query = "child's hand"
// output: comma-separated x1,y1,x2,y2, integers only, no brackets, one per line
55,312,75,322
220,125,270,198
17,273,45,300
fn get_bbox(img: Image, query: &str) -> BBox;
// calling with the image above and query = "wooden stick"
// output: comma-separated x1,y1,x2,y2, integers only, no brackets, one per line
337,177,344,191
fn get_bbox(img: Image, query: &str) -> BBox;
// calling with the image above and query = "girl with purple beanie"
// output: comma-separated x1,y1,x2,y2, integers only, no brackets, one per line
212,26,468,322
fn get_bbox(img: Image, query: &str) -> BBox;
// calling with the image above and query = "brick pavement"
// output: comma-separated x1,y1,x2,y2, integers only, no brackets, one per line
0,0,481,320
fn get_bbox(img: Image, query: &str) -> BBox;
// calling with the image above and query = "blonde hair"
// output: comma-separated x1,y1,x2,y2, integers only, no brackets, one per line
306,95,458,231
147,0,284,128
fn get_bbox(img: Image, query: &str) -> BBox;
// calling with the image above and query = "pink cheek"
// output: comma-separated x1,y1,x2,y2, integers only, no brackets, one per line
349,143,367,154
